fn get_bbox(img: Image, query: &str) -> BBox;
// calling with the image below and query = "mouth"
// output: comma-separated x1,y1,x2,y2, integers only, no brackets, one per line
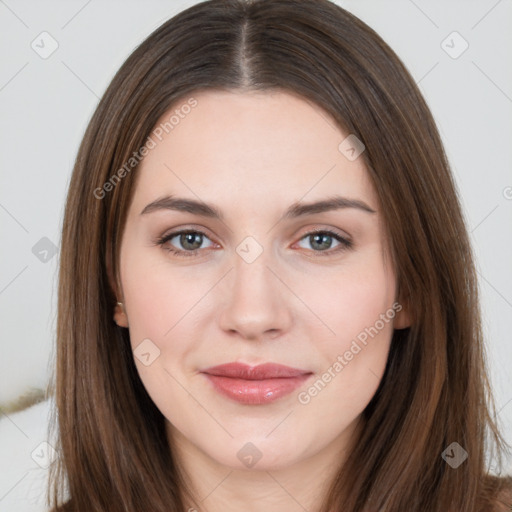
200,362,313,405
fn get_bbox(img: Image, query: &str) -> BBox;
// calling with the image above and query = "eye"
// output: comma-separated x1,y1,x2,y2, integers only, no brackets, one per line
156,229,216,257
295,229,352,255
155,228,352,258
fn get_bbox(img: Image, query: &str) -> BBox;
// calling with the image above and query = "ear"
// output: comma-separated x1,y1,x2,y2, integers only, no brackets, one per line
393,294,412,330
106,243,129,327
114,301,129,328
393,303,412,329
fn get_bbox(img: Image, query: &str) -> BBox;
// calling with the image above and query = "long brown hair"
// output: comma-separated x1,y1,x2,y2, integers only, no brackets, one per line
48,0,511,510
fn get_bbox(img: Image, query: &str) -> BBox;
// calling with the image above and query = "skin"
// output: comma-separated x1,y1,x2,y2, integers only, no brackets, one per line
113,90,410,512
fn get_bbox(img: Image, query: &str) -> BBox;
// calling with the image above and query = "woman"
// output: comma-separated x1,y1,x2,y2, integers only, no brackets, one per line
48,0,512,510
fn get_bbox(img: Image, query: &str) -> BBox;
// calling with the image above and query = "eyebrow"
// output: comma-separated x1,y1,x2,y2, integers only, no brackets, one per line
140,194,376,219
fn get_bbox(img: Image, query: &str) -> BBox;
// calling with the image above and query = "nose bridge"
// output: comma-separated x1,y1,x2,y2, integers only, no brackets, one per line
231,234,275,293
233,246,272,294
218,237,292,338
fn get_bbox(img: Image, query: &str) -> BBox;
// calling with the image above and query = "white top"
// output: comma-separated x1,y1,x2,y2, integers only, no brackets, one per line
0,399,53,512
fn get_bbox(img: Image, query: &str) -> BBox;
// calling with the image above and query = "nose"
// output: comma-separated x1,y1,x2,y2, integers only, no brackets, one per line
218,249,293,341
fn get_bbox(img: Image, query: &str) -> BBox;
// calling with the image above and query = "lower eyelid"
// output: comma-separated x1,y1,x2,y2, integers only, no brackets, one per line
166,231,215,250
158,229,352,255
294,232,352,251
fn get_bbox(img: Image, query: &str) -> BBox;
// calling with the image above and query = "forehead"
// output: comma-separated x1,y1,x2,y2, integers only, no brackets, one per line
131,90,377,214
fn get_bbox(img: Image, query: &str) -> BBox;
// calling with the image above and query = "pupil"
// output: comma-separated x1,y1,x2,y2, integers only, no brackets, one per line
181,233,202,250
311,234,331,251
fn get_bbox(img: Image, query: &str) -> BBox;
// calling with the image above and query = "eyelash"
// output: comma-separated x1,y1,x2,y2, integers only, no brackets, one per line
155,228,353,258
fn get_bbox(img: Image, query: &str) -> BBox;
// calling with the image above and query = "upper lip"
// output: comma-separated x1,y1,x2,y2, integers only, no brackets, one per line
201,362,311,380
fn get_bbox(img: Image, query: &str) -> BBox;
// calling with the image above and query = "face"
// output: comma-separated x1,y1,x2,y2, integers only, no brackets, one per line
114,90,408,472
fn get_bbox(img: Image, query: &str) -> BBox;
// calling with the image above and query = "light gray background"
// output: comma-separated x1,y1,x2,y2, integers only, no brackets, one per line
1,0,511,477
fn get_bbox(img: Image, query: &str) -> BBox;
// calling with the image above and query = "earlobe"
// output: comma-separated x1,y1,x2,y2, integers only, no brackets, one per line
393,306,411,329
114,301,129,328
393,297,412,330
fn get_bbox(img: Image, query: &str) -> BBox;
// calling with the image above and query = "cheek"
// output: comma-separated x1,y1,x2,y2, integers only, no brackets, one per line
120,245,207,346
122,272,171,346
119,247,218,405
300,252,395,403
119,253,202,410
307,252,396,345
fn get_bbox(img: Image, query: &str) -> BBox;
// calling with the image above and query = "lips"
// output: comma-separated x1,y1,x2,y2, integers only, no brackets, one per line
201,362,313,405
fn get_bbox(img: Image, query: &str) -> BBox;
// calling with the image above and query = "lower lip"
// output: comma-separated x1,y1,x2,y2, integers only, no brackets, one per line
203,374,312,405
